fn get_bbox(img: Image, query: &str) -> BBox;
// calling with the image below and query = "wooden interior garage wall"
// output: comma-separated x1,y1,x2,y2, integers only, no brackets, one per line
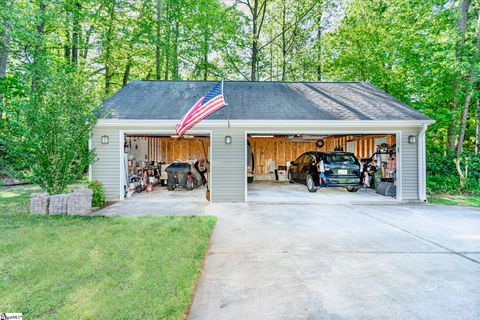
130,136,209,163
249,135,395,174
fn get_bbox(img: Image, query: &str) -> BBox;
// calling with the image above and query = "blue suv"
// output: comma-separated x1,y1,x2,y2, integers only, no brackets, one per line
287,151,362,193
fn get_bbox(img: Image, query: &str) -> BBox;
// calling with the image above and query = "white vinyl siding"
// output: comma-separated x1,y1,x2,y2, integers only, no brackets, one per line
400,130,419,200
210,128,246,202
91,127,121,200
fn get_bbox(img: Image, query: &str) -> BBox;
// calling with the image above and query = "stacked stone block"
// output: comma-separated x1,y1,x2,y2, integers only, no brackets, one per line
30,193,50,214
67,189,93,215
29,189,93,215
49,194,69,214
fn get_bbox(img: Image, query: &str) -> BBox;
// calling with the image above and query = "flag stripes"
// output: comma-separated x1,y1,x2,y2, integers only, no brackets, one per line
176,81,225,136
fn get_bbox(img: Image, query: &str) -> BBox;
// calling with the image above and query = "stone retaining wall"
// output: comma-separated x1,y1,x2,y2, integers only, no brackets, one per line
30,189,93,215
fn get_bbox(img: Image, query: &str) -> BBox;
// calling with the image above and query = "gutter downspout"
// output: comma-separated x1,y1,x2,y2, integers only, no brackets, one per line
418,123,428,202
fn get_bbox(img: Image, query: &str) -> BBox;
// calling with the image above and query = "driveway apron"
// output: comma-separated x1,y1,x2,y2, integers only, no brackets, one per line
189,204,480,320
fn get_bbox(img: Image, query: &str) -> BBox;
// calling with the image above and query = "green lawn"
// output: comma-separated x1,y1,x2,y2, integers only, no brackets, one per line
0,186,216,319
429,193,480,208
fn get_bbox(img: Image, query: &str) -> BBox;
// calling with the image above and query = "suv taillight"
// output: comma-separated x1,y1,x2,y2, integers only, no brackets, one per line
317,160,325,173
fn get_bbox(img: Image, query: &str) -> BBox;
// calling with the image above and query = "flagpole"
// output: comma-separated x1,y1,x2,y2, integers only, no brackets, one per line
222,78,230,128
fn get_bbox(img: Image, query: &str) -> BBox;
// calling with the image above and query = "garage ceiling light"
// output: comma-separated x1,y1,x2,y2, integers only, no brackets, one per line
301,135,326,140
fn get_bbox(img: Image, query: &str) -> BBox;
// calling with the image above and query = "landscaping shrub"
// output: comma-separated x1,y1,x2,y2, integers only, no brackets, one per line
426,151,480,195
427,175,480,195
464,178,480,195
427,175,458,194
4,64,98,195
88,180,106,207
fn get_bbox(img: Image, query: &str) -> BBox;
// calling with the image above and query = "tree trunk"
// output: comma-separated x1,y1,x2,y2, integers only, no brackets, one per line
104,0,116,95
202,32,209,81
243,0,267,81
155,0,162,80
32,1,46,91
251,37,257,81
164,28,170,80
448,0,471,151
164,6,170,81
456,11,480,154
476,87,480,154
458,0,470,49
281,1,287,81
122,58,131,87
82,25,94,60
71,1,81,65
316,3,323,81
454,157,467,189
269,38,273,80
0,21,11,105
250,0,259,81
456,70,474,154
64,31,71,62
172,18,179,80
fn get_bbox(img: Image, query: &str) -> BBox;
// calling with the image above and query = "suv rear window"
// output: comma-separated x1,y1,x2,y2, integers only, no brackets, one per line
324,154,356,164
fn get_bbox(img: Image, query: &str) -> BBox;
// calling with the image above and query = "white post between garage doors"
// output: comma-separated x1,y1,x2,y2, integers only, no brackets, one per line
396,131,402,201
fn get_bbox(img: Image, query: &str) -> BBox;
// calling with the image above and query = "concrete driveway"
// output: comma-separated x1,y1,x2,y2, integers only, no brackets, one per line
189,204,480,320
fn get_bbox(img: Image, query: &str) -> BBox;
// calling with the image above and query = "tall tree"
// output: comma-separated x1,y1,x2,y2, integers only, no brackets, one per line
101,0,117,95
239,0,269,81
448,0,471,151
155,0,162,80
456,10,480,154
0,1,11,105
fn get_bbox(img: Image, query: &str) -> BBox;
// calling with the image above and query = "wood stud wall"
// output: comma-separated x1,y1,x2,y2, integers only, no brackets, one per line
127,136,210,163
249,135,396,174
127,134,395,175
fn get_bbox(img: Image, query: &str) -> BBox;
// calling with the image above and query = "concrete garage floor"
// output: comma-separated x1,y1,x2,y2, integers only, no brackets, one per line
97,185,209,216
98,180,397,216
248,181,399,204
188,204,480,320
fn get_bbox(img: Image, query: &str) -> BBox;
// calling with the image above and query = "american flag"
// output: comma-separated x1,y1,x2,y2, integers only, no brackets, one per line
176,81,226,136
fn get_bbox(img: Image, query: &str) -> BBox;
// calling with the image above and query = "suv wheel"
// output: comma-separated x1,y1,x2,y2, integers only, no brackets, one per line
306,174,317,193
288,171,294,183
347,186,359,192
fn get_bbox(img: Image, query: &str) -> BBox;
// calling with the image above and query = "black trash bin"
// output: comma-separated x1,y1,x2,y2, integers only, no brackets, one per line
165,162,198,191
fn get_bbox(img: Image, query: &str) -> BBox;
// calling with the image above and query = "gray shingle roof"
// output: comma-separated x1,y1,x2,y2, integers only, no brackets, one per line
102,80,430,121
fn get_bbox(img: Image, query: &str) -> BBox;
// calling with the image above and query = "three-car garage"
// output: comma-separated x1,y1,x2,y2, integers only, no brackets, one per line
91,80,433,203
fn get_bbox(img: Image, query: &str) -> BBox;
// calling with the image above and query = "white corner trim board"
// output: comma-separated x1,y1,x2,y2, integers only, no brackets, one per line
418,123,428,202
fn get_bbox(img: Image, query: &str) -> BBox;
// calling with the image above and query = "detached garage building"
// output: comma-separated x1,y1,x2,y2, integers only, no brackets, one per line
91,81,433,202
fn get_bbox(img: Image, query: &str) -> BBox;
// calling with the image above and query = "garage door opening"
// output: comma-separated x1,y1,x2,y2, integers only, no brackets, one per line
246,133,399,203
122,134,210,202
